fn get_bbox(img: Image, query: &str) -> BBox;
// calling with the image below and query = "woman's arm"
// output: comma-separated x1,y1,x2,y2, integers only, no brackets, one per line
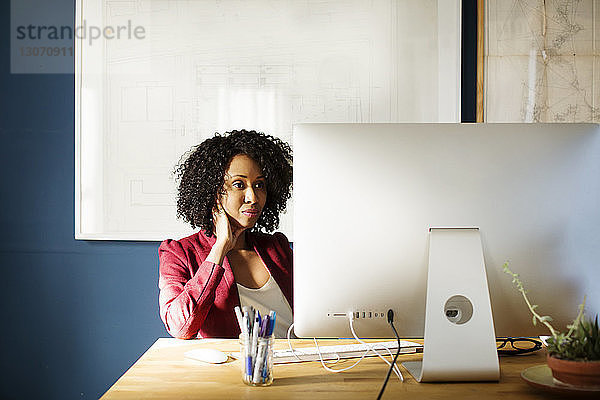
158,239,225,339
158,207,242,339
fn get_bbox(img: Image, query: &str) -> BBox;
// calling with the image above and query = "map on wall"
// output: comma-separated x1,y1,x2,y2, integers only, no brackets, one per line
485,0,599,122
76,0,460,240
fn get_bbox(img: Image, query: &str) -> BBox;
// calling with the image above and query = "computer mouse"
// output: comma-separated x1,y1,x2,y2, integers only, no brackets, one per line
185,348,229,364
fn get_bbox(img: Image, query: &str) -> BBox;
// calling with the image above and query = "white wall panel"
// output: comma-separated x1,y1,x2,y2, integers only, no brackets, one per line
75,0,461,240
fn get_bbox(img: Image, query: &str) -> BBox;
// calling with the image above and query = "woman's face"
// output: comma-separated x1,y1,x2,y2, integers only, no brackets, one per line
219,154,267,230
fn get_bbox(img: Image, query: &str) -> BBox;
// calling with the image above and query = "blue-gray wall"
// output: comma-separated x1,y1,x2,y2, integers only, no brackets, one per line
0,2,168,399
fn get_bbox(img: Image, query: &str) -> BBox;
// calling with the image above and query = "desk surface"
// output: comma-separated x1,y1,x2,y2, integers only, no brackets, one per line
101,338,558,400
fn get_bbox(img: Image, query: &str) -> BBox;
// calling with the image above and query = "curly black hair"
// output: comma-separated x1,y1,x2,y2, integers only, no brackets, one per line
174,129,293,236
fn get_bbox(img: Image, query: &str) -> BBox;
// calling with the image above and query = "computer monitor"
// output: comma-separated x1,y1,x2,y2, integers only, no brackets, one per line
293,123,600,338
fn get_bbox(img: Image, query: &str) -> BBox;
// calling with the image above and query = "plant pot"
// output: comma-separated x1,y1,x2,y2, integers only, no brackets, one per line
547,354,600,388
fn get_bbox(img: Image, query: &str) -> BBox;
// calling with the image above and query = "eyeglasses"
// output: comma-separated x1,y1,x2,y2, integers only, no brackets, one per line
496,337,542,355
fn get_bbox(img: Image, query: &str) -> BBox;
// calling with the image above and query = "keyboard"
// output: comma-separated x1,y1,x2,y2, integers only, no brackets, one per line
273,340,422,364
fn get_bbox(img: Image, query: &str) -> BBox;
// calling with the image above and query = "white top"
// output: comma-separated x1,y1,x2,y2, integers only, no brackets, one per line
237,275,293,338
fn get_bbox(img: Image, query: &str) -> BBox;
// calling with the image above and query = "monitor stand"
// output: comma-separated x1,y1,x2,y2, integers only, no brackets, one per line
403,227,499,382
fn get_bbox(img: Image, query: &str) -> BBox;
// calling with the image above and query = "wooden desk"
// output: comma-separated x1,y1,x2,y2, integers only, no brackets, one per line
101,338,559,399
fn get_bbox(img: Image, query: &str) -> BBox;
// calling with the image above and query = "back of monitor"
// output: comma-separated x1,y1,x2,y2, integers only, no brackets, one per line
293,123,600,338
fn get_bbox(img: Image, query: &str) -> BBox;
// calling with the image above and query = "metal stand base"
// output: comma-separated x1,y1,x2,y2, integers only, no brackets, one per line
402,228,499,382
402,361,424,381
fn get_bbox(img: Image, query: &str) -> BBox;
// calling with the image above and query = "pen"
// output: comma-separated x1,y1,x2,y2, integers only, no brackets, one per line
261,311,277,381
253,337,269,383
241,313,251,382
247,307,254,329
244,308,251,336
242,306,249,331
267,311,276,336
234,306,244,333
241,314,249,336
245,352,253,383
260,316,268,337
251,311,260,361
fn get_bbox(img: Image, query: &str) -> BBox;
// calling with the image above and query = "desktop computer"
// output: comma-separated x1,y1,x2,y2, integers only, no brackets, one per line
293,123,600,342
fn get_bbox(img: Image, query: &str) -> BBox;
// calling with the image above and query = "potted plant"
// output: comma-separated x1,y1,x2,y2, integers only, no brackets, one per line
503,262,600,387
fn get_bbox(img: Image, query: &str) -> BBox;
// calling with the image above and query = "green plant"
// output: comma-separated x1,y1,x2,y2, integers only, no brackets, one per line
502,262,600,361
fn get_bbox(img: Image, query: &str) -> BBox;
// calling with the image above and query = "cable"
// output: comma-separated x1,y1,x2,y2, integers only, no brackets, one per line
286,323,341,364
286,322,305,361
285,315,404,379
313,336,372,372
376,309,402,400
348,312,403,382
311,312,402,373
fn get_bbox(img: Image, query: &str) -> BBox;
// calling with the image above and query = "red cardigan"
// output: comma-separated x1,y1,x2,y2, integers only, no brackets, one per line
158,231,293,339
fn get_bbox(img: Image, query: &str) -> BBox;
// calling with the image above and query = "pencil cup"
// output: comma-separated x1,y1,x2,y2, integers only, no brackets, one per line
240,333,274,386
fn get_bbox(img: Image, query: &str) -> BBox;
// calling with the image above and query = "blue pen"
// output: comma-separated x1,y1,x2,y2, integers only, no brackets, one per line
242,314,252,382
250,310,261,365
268,311,276,336
262,311,277,381
246,356,253,383
260,316,269,337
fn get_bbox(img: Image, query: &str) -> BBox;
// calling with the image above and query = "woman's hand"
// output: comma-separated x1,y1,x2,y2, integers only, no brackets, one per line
213,202,244,252
205,202,244,265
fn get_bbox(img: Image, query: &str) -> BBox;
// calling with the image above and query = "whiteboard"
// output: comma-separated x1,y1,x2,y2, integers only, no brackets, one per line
75,0,461,241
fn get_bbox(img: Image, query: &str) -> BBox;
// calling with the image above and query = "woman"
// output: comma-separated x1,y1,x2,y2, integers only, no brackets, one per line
158,130,293,339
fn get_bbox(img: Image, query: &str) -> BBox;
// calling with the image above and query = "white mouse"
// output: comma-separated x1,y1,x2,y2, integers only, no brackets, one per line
185,348,229,364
